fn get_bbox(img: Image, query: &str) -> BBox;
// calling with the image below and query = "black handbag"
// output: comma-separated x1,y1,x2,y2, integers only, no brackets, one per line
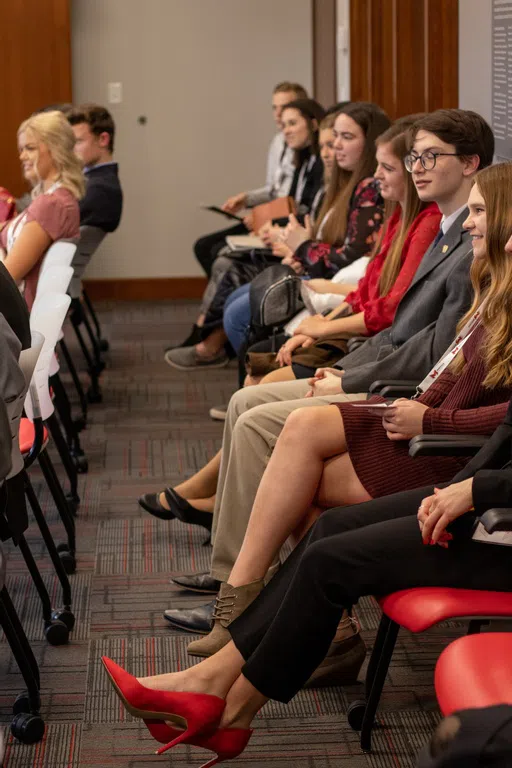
249,264,304,334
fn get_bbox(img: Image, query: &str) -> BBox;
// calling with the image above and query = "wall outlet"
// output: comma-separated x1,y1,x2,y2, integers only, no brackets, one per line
108,82,122,104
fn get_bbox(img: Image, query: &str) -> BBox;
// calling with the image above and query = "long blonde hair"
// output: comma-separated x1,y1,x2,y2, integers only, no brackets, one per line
315,102,391,246
451,163,512,387
374,114,428,296
18,111,85,200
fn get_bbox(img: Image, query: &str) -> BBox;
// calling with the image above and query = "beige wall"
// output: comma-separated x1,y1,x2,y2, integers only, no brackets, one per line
72,0,313,279
458,0,492,123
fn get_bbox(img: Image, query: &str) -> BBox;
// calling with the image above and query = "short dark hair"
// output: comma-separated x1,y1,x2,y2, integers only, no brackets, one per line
273,81,308,100
408,109,495,171
68,103,116,153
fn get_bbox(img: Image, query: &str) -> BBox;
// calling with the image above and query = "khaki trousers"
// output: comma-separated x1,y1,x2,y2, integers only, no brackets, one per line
210,378,366,581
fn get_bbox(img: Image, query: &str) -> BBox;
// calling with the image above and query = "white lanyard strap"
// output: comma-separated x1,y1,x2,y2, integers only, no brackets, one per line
295,155,315,203
415,307,483,397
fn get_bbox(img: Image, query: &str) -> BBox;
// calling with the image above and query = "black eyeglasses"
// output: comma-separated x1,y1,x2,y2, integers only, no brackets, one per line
404,150,462,173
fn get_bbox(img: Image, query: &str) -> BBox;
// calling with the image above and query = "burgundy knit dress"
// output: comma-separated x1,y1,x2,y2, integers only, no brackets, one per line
338,325,512,498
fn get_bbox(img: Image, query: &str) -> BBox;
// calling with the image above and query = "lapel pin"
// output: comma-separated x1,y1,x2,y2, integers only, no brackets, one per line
442,245,449,253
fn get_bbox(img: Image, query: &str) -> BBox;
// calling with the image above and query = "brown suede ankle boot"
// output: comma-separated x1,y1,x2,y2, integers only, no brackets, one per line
187,579,264,658
305,615,366,688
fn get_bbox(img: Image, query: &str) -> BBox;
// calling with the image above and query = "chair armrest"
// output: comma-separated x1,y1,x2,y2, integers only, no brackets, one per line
347,336,367,352
368,379,419,397
408,434,488,458
479,508,512,533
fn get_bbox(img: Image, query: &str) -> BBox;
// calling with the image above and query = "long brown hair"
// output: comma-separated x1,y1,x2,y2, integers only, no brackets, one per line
316,102,391,246
451,163,512,387
375,114,429,296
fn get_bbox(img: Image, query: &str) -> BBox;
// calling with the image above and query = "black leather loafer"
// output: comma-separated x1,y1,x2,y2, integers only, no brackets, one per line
138,489,175,520
171,572,220,594
164,489,213,532
163,601,215,634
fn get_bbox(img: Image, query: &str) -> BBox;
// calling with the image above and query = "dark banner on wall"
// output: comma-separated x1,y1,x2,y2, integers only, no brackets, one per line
493,0,512,159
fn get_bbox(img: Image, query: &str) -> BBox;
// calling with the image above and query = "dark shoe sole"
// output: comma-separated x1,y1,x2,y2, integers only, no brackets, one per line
162,614,211,635
170,581,220,595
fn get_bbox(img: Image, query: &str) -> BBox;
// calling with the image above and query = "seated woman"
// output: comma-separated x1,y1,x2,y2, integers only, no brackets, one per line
176,161,512,662
0,111,84,309
244,116,441,383
103,388,512,762
165,101,389,372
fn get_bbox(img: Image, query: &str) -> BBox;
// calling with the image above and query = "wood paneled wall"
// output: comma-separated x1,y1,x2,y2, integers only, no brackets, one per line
350,0,458,119
0,0,72,197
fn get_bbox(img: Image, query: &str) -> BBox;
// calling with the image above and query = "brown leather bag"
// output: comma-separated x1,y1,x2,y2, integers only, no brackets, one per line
252,196,296,232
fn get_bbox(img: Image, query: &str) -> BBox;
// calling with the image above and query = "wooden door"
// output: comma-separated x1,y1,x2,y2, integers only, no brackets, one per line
350,0,458,119
0,0,72,196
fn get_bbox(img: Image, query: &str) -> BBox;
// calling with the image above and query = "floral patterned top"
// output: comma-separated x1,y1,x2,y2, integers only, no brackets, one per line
294,177,384,278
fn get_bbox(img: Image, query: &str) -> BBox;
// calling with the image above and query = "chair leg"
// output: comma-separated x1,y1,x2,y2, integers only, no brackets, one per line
35,452,76,552
24,470,76,599
360,617,400,752
0,587,41,710
81,305,105,369
49,373,87,464
45,413,80,505
0,586,40,689
17,535,53,626
58,338,88,428
82,287,107,349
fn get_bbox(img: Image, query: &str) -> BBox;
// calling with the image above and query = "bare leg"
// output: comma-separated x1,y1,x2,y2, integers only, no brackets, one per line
228,405,367,588
221,674,268,729
260,366,296,384
138,641,245,700
173,450,222,500
196,328,227,358
185,495,216,513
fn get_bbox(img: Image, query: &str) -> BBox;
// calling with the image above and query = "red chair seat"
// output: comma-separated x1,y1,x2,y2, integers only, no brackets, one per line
435,632,512,715
19,418,48,455
379,588,512,633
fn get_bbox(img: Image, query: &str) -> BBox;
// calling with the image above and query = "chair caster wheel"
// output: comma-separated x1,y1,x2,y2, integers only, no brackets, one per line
51,609,75,632
56,542,70,553
65,494,80,515
11,712,45,744
44,619,69,645
99,339,109,351
87,388,102,404
347,700,367,731
72,454,88,473
73,417,87,432
59,550,76,574
13,690,41,716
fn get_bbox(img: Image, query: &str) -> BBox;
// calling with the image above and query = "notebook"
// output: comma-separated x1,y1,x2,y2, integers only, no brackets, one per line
225,235,265,252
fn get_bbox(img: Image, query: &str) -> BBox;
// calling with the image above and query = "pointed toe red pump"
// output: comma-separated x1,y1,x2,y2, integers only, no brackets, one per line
102,656,225,752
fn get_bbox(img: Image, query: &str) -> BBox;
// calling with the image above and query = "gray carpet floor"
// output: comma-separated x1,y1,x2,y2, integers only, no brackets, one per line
0,299,466,768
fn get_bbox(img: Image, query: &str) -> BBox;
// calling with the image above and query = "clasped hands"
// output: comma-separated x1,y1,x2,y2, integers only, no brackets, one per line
417,478,474,548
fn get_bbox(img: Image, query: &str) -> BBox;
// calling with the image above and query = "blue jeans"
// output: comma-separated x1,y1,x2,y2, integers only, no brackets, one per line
223,283,251,354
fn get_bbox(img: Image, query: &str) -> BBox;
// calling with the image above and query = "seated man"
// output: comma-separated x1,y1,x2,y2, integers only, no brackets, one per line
68,103,123,232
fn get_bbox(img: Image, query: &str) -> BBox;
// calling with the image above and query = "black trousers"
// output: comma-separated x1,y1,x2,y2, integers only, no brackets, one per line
230,485,512,703
193,223,247,277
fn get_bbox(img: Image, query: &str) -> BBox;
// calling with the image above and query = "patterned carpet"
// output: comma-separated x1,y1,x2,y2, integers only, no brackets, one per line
0,299,467,768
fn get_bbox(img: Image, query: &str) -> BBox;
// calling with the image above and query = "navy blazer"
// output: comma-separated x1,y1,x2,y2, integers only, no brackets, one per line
80,163,123,233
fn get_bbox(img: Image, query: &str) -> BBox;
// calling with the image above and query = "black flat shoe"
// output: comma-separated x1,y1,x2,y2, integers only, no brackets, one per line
163,601,215,634
171,572,220,594
138,488,176,520
165,489,213,533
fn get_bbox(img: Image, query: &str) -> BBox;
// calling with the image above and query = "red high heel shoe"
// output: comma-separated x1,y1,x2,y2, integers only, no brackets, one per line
102,657,225,752
144,719,253,766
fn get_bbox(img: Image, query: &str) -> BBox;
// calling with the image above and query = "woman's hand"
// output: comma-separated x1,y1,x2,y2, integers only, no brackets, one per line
295,314,331,338
272,241,294,260
417,478,474,546
382,398,429,441
284,213,310,253
304,278,335,294
243,211,254,231
259,222,281,247
276,334,311,366
305,368,344,398
281,255,304,274
222,192,246,213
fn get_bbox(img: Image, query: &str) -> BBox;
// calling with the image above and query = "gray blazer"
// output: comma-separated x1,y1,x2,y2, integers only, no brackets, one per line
341,208,473,393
